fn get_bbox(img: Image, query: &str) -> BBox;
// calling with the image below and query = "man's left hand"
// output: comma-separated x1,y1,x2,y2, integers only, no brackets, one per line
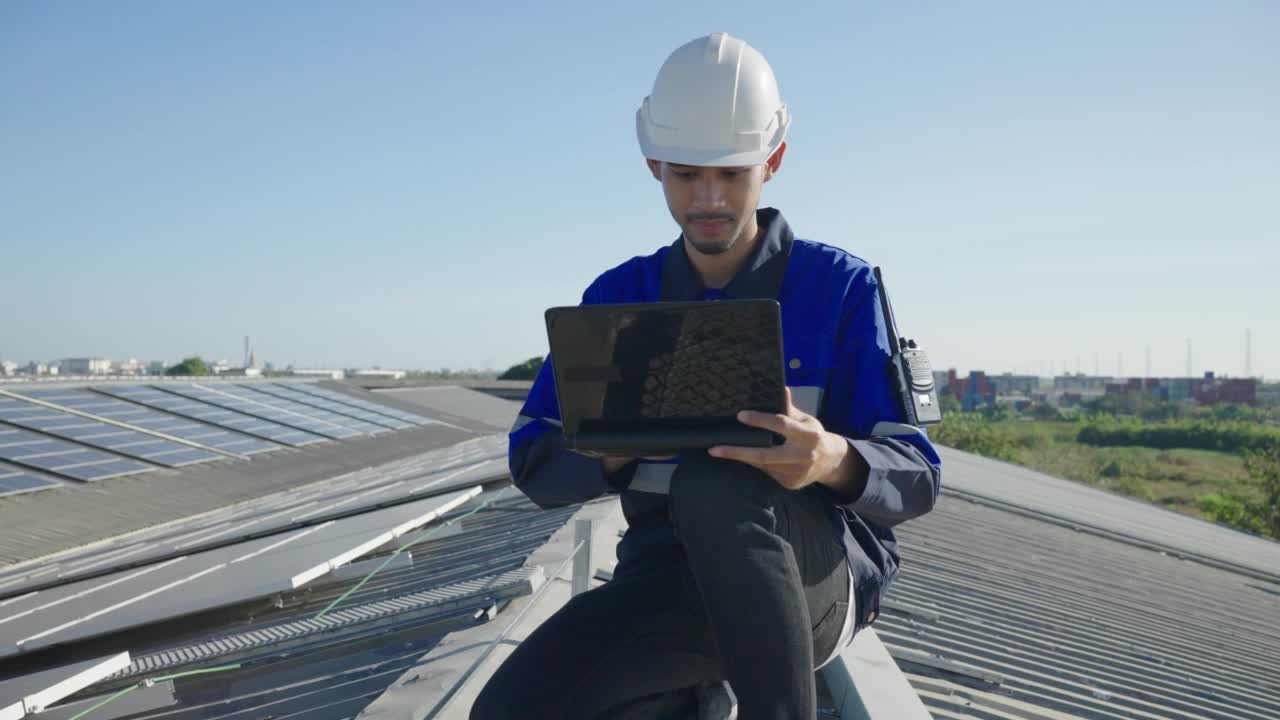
708,387,854,491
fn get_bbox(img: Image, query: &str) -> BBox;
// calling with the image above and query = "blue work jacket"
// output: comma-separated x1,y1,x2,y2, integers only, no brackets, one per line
509,208,942,633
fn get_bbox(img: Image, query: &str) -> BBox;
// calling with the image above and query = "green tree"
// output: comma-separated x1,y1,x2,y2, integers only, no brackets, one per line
165,356,209,376
1081,394,1125,417
939,394,962,416
1199,443,1280,538
979,403,1011,422
499,356,545,381
1028,403,1065,422
1139,400,1185,422
931,413,1021,463
1244,444,1280,538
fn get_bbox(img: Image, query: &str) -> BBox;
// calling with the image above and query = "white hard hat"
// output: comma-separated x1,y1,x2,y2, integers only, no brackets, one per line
636,32,790,167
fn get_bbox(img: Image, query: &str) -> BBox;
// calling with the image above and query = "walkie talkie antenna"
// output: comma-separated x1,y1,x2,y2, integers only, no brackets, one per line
873,267,903,353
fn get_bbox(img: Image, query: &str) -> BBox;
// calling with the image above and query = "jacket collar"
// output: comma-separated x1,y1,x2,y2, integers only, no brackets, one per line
659,207,794,301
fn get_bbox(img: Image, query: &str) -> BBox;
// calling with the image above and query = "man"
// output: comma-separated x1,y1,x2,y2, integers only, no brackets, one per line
472,33,941,719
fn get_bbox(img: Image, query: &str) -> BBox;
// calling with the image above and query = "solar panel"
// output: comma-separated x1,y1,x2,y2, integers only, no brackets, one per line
282,383,435,425
213,384,388,435
248,383,412,430
94,385,328,448
0,397,220,467
0,426,152,481
0,463,60,497
157,384,363,440
19,388,281,456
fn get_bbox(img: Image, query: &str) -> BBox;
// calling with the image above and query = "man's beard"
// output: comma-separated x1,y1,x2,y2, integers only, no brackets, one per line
684,213,737,256
685,233,735,255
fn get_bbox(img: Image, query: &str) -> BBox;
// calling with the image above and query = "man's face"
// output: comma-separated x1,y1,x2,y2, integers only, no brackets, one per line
647,157,780,256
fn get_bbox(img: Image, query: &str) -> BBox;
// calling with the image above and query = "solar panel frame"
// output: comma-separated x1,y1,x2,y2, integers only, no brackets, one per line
18,388,280,456
0,426,153,481
95,385,327,448
246,384,412,430
0,397,220,468
281,382,435,425
155,384,362,440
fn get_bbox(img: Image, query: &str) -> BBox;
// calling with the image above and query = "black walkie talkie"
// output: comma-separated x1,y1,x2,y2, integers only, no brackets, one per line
874,267,942,426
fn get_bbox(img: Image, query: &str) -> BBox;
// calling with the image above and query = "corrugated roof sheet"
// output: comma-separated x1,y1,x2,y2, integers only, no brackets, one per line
2,489,575,719
0,382,487,567
937,446,1280,579
883,474,1280,719
369,386,521,433
7,380,1278,720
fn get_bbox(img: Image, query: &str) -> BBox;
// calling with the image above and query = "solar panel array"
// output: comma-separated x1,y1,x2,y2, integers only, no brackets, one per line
0,463,60,497
283,383,434,426
0,426,153,481
249,383,412,429
0,382,432,488
19,388,280,456
95,385,328,448
0,397,219,467
158,384,366,439
214,384,390,435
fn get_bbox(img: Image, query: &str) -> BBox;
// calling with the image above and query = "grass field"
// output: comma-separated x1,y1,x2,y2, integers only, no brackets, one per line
937,419,1260,520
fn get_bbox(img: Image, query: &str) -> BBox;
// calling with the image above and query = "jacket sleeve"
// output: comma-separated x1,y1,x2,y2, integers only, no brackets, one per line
820,266,943,528
507,283,613,509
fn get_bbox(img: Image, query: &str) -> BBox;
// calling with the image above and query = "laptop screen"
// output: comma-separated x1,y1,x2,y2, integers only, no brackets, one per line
545,300,786,436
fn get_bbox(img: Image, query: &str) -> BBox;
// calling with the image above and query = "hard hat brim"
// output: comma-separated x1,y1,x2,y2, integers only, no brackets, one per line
638,142,781,168
636,111,788,167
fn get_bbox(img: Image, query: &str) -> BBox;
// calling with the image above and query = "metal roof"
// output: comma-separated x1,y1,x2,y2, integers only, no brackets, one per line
0,488,480,658
937,446,1280,579
880,448,1280,720
0,486,575,719
0,435,507,597
4,381,1278,720
0,382,576,720
369,386,522,433
0,382,487,567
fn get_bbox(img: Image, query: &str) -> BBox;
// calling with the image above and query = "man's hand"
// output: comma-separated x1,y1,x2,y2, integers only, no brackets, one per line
709,387,861,493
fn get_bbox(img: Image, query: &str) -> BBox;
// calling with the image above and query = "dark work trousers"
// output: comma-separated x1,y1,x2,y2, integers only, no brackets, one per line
470,454,851,720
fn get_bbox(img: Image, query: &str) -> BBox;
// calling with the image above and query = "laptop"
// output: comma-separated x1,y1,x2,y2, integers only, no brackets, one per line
544,299,788,457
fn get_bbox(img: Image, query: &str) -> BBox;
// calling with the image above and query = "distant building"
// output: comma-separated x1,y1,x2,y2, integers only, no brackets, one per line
351,369,406,380
290,368,345,380
0,361,15,376
961,372,997,411
112,358,143,375
1058,392,1086,407
1100,372,1258,407
1196,376,1257,406
1167,378,1194,402
937,369,996,411
991,374,1040,396
1054,375,1111,393
1105,378,1143,397
221,367,264,378
148,361,167,375
932,370,951,393
61,357,111,375
22,362,50,376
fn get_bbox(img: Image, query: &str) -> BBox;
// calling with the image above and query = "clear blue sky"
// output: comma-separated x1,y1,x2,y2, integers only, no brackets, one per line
2,1,1276,378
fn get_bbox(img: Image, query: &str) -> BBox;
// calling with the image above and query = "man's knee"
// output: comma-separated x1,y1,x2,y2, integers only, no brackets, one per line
669,454,777,529
469,679,505,720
